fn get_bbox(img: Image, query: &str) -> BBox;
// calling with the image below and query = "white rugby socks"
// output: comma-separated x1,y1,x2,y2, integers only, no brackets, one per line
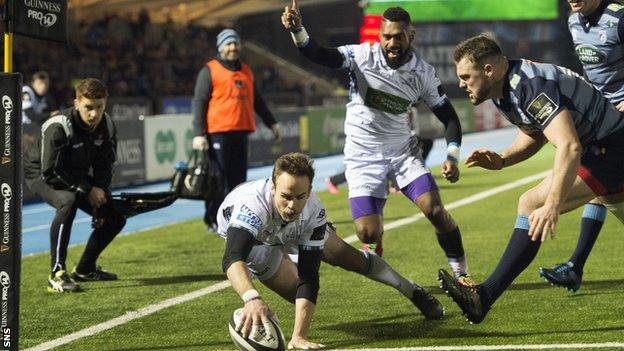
362,250,415,298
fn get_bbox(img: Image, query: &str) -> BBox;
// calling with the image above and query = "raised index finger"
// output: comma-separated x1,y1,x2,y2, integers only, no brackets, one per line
292,0,298,11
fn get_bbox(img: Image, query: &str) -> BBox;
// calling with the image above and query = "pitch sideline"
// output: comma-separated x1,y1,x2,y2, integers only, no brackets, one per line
331,343,624,350
26,170,567,351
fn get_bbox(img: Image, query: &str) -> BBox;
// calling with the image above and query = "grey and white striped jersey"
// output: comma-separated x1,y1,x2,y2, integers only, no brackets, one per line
569,1,624,104
337,42,446,149
492,59,624,146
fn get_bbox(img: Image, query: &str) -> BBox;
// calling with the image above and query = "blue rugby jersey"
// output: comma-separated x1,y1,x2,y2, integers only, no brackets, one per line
492,59,624,146
569,1,624,104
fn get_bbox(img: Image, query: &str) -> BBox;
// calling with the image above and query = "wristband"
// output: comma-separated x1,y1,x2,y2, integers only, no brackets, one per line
242,289,261,303
446,142,460,162
290,26,309,47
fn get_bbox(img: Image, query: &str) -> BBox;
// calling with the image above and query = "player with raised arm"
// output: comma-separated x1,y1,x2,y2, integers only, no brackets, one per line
282,2,474,286
438,35,624,324
220,153,443,349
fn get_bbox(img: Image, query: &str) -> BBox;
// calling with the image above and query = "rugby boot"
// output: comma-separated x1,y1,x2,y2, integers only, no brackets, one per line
538,262,582,292
48,270,81,293
411,285,444,320
438,268,489,324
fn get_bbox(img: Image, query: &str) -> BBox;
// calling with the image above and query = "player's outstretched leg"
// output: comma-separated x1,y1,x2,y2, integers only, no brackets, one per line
322,224,444,319
440,215,541,324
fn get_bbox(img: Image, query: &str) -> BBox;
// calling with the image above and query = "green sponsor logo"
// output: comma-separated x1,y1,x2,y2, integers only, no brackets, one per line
184,129,194,159
364,87,410,114
154,130,176,164
576,44,607,65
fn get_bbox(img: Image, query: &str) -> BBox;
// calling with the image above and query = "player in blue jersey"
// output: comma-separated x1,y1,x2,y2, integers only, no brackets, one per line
539,0,624,292
438,35,624,324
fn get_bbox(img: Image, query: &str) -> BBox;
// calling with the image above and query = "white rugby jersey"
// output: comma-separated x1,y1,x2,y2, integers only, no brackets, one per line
337,42,447,149
216,179,327,251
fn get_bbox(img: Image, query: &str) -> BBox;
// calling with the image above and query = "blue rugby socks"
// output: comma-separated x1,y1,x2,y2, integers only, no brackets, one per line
568,204,607,276
479,216,541,307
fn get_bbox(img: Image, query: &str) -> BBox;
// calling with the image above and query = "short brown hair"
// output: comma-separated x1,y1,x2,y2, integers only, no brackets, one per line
272,152,315,185
32,71,49,83
453,34,503,64
75,78,108,99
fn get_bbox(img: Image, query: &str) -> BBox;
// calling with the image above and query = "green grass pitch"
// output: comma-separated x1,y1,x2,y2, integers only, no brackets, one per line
20,147,624,350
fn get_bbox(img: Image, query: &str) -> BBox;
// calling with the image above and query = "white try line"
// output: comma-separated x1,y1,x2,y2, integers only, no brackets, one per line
26,170,552,351
332,343,624,350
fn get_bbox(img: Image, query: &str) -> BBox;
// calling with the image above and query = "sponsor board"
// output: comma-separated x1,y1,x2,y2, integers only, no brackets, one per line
14,0,68,43
144,114,194,181
0,73,21,350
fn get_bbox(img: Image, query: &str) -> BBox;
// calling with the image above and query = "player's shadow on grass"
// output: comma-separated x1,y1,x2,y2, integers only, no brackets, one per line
321,313,624,348
507,278,624,293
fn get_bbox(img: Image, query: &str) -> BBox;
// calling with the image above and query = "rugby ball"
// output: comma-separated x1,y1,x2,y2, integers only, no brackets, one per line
228,308,286,351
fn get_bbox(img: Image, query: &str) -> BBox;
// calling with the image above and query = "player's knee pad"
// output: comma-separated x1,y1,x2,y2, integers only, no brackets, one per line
603,201,624,224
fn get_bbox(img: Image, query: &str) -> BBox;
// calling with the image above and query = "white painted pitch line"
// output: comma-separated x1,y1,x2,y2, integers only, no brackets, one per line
332,343,624,351
25,170,551,351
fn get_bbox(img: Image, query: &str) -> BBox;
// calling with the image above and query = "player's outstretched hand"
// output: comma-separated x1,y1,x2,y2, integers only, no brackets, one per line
465,149,503,170
288,336,325,350
441,159,459,183
237,299,274,340
282,0,302,31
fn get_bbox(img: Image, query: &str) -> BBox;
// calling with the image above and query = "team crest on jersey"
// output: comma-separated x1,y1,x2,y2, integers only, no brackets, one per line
527,93,558,123
575,44,607,65
599,30,607,44
316,209,326,220
236,204,263,229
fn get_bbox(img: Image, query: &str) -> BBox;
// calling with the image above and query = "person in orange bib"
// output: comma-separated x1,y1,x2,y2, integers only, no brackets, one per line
192,28,281,232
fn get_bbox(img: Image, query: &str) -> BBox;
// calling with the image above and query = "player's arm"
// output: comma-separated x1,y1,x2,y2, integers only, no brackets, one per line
528,108,581,242
290,231,324,350
281,0,344,69
465,130,546,170
40,122,92,195
222,226,274,339
431,99,462,182
432,99,462,153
